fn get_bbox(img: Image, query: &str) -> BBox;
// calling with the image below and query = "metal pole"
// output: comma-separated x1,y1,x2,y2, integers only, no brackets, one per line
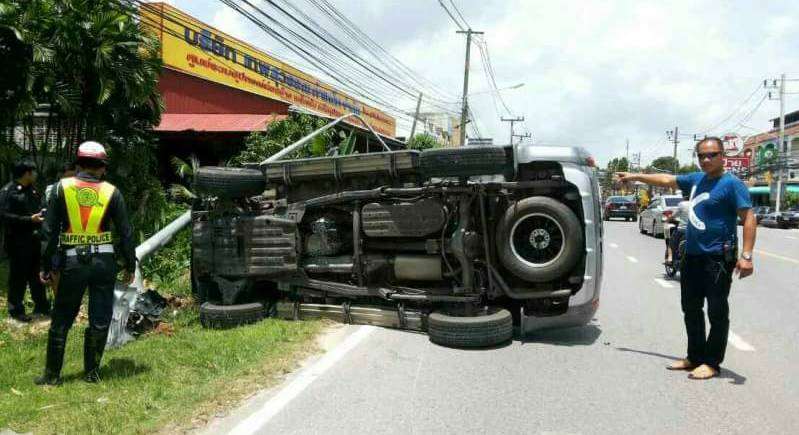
409,93,423,139
776,73,785,213
457,29,483,146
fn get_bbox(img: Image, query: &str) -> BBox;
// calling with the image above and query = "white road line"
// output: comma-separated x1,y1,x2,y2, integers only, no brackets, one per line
728,330,756,352
625,256,639,263
227,326,375,435
654,278,674,288
754,249,799,265
609,243,619,248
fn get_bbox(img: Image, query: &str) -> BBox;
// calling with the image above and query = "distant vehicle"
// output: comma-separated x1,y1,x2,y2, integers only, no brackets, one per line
753,206,772,224
603,196,637,221
638,195,683,238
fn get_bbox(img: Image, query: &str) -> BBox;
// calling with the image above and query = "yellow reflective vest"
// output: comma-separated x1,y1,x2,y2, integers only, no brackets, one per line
59,177,116,246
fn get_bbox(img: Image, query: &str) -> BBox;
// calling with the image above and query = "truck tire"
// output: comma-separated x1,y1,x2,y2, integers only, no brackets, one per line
428,307,513,348
199,302,266,329
195,166,266,198
420,147,507,178
496,196,583,283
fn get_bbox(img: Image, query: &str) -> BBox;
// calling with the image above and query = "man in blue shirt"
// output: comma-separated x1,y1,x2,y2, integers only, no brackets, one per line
616,137,756,380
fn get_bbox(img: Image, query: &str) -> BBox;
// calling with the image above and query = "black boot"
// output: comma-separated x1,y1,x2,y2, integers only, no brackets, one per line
34,332,66,386
83,329,108,383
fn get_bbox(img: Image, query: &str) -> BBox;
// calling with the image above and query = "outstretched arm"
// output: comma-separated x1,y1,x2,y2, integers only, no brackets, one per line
615,172,678,189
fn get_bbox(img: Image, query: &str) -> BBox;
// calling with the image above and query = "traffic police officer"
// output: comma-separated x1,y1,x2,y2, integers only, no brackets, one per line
0,160,49,322
35,141,136,385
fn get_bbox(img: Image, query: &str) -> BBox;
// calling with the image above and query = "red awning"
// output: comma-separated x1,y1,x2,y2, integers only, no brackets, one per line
155,113,286,132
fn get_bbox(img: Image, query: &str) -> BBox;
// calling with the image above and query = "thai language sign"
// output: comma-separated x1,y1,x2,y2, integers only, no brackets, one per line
141,3,396,137
723,156,750,172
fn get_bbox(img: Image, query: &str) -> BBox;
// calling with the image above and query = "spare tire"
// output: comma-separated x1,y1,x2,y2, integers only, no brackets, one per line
420,147,507,178
195,166,265,198
428,307,513,348
199,302,266,329
497,196,583,283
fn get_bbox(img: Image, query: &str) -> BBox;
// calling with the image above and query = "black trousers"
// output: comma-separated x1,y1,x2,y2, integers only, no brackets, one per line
48,253,116,342
680,254,734,370
6,241,49,316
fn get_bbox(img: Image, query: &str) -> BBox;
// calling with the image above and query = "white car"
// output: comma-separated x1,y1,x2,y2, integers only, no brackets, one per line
638,195,683,238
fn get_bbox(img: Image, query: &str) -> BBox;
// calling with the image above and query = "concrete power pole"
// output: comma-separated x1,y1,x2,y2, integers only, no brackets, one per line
766,74,787,212
409,92,423,140
501,116,524,145
625,138,630,169
457,29,483,146
777,73,786,213
667,126,680,174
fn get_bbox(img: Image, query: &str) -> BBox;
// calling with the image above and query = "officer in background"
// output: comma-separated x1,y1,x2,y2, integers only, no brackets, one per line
35,142,136,385
0,159,49,322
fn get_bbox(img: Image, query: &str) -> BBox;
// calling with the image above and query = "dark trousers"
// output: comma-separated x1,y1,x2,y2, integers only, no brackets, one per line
6,242,49,316
42,253,117,380
49,253,117,339
680,254,734,370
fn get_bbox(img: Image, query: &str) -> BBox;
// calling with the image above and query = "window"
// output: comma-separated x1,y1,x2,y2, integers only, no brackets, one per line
664,198,682,207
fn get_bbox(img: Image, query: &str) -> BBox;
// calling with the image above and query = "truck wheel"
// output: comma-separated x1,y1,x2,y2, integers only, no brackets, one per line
195,166,266,198
428,307,513,348
496,196,583,283
419,147,507,178
199,302,266,329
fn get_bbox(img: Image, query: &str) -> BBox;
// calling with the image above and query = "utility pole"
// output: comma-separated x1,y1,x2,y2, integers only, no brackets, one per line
667,126,680,174
409,92,423,139
766,74,787,212
457,29,483,146
625,138,630,169
501,116,524,145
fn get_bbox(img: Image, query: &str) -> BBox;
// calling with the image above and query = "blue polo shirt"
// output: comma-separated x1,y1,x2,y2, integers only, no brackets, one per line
675,172,752,255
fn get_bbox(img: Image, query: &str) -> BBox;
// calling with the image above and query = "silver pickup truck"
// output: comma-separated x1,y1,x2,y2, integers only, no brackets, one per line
190,120,602,347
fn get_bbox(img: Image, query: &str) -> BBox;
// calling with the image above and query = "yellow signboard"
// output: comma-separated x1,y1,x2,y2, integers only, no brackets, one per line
141,3,396,137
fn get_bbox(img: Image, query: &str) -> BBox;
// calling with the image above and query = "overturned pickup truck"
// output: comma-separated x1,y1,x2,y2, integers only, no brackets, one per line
191,116,602,347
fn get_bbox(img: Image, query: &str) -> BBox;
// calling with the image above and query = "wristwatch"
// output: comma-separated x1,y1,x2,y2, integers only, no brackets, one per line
741,251,753,261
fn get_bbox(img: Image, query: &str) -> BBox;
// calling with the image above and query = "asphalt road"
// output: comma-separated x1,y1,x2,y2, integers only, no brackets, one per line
204,221,799,435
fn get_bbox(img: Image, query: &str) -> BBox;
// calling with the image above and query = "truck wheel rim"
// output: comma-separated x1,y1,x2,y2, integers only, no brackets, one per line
510,213,565,268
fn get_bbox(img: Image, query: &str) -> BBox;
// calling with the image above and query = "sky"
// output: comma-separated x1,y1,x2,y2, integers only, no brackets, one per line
154,0,799,167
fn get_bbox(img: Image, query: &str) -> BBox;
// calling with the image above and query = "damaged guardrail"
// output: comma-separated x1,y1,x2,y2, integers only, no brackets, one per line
107,210,192,348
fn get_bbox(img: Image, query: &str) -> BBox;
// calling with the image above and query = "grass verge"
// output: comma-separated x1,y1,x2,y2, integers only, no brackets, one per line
0,260,322,434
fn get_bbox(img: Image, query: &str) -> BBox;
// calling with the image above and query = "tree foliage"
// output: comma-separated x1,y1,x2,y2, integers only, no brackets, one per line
0,0,166,241
407,133,438,151
234,113,360,164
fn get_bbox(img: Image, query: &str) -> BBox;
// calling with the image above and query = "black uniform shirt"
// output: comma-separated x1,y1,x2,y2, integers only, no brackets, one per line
0,180,42,247
40,172,137,273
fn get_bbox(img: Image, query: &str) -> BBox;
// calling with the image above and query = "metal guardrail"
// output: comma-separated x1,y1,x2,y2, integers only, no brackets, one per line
107,210,192,348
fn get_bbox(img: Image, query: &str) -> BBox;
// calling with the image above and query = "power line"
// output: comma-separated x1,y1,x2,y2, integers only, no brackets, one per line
696,82,764,135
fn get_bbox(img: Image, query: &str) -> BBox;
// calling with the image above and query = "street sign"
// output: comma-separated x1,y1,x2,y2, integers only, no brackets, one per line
722,133,743,155
724,156,750,174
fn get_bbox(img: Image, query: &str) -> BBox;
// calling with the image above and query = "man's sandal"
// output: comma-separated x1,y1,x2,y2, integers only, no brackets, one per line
666,359,695,371
688,364,719,380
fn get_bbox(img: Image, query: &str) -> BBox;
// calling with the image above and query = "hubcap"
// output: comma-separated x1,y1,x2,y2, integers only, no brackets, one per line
510,213,565,268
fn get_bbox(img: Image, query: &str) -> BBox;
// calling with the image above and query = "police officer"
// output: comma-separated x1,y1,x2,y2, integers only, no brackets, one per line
35,141,136,385
0,159,49,322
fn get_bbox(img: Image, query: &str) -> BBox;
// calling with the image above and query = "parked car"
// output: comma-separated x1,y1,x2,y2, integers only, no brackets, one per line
760,208,799,229
603,196,638,221
190,123,603,348
638,195,683,238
